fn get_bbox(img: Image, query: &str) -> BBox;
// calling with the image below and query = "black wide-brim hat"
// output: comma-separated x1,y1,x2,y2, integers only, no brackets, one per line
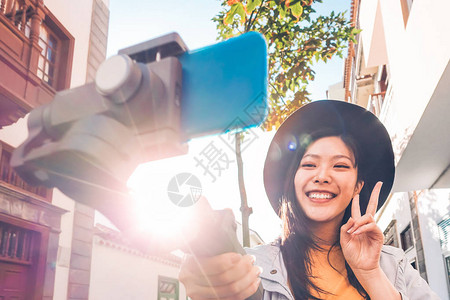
264,100,395,216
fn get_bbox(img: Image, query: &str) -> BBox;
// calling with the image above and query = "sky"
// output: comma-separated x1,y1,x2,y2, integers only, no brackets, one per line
104,0,351,243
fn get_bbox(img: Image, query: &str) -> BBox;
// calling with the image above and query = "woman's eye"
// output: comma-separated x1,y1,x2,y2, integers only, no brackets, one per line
335,164,350,169
301,163,315,168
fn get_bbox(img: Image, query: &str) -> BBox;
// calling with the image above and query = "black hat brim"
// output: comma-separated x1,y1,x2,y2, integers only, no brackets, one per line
263,100,395,216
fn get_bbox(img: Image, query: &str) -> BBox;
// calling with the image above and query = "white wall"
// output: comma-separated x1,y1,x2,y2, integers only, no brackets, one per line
52,189,75,300
374,0,450,139
417,189,450,299
326,81,345,101
0,116,29,147
89,236,186,300
359,0,388,68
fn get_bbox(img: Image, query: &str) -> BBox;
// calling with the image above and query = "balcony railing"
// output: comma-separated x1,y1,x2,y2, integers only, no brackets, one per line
0,0,42,128
367,91,386,117
0,141,51,201
0,0,32,34
0,0,74,128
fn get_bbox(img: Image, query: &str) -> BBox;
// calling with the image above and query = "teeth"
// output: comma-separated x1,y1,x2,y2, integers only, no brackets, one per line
308,193,333,199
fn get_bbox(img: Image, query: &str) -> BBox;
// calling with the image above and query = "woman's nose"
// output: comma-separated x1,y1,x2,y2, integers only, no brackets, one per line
313,167,331,183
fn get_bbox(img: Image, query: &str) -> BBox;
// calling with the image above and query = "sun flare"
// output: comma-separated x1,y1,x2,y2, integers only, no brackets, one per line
126,155,199,242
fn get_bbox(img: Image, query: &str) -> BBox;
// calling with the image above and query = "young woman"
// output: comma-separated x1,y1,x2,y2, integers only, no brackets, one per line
179,100,439,300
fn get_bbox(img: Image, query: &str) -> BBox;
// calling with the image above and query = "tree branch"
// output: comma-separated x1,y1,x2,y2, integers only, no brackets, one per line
245,10,255,32
248,0,265,32
269,81,287,106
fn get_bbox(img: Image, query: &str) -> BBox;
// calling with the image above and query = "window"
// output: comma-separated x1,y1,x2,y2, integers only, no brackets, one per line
410,259,417,270
383,219,399,248
438,216,450,252
445,256,450,291
0,222,35,264
400,224,414,251
37,24,59,87
158,276,179,300
439,216,450,293
36,11,74,91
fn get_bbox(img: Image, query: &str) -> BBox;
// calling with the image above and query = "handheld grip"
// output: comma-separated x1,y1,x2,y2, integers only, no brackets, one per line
184,209,263,300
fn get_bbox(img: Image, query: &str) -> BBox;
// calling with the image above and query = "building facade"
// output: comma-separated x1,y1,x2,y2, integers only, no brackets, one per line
340,0,450,299
1,0,107,299
89,224,186,300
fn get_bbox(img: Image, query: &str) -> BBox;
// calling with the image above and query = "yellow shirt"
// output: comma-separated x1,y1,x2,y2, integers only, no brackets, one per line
309,247,364,299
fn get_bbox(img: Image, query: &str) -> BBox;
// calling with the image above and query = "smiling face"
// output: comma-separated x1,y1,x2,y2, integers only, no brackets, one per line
294,136,364,229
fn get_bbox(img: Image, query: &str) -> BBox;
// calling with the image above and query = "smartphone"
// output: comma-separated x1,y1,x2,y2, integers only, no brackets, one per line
120,32,268,140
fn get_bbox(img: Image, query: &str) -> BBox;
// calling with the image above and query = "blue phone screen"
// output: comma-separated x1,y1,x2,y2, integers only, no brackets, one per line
179,32,268,140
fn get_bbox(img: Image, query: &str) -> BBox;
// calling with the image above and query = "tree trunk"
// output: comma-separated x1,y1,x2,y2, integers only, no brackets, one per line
235,132,252,247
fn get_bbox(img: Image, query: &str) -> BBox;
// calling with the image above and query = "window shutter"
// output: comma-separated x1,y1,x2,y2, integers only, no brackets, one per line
438,216,450,252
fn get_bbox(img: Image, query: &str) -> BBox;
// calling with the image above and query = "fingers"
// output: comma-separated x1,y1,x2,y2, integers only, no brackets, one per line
346,187,380,237
366,181,383,216
341,217,355,234
350,181,383,221
179,253,261,299
183,252,243,278
346,214,375,235
199,255,257,287
191,264,261,298
351,222,379,235
351,194,361,219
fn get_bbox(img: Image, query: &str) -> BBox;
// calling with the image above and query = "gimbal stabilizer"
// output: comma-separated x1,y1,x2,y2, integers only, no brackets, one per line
11,32,267,299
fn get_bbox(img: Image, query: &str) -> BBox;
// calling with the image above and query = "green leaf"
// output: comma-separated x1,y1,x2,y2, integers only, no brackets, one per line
279,5,287,19
289,1,303,20
224,5,237,25
314,52,320,62
246,0,262,13
224,3,246,25
351,28,363,35
235,2,246,23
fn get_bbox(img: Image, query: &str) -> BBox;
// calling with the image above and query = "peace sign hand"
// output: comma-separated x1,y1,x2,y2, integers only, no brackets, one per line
340,181,385,273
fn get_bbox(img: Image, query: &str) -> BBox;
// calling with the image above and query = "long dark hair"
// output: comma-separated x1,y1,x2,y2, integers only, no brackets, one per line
279,128,369,299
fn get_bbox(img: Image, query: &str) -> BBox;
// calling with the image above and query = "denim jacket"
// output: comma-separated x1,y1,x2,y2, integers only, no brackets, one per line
246,241,440,300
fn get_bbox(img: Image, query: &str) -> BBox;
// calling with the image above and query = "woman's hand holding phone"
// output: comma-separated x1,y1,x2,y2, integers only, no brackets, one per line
179,252,262,300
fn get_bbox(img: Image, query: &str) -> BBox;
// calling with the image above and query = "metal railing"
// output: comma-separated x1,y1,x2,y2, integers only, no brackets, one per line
0,141,50,200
